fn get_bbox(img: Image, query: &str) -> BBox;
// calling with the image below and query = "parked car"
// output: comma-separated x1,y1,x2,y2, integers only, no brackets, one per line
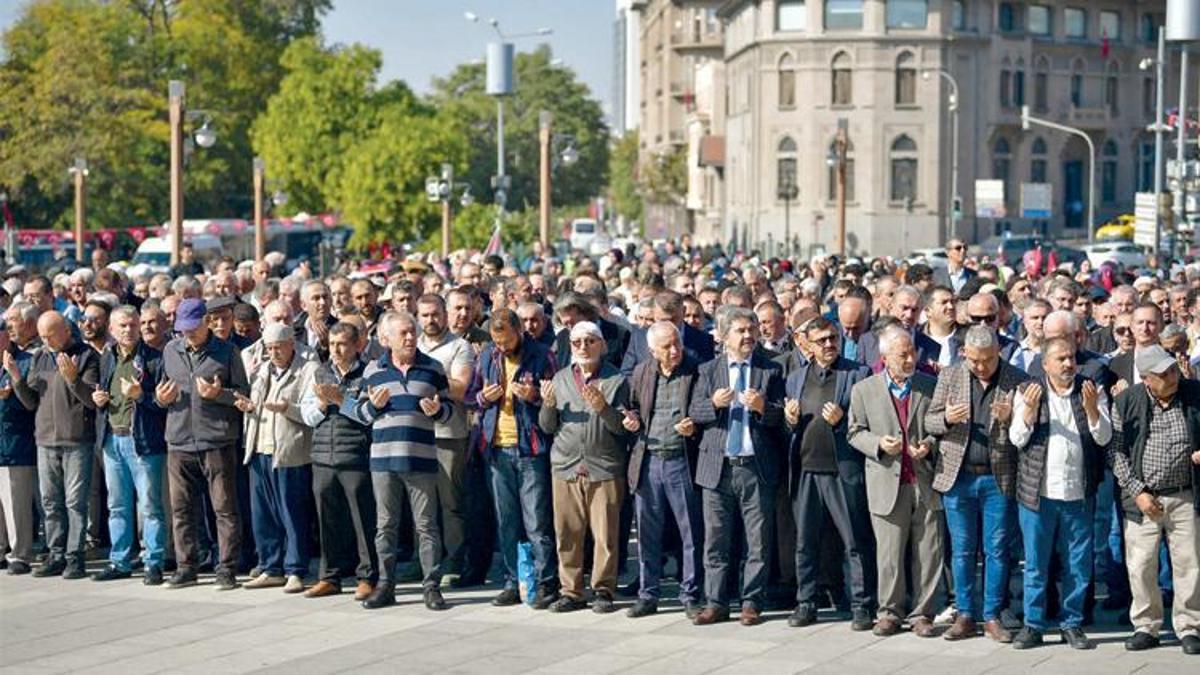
1082,241,1148,269
906,247,949,269
973,235,1044,266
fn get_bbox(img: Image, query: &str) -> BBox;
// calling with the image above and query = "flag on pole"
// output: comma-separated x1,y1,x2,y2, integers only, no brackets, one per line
484,223,503,257
1101,29,1110,59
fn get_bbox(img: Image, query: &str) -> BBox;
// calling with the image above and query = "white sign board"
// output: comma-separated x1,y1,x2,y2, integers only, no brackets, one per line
975,180,1006,218
1020,183,1052,219
1133,192,1157,248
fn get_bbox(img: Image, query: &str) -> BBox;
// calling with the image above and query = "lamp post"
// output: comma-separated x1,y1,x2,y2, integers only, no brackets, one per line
538,110,580,250
69,158,87,263
253,157,266,264
826,118,849,256
1021,105,1095,245
923,68,959,242
167,80,217,266
1141,27,1170,254
777,180,798,258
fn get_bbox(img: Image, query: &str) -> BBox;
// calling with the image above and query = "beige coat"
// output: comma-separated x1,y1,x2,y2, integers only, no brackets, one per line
242,351,317,468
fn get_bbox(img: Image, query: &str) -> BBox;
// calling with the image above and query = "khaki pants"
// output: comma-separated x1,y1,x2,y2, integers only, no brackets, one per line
1124,489,1200,638
552,476,624,599
872,482,943,622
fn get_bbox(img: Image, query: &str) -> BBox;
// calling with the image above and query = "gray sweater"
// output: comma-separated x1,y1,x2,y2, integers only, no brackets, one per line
538,363,630,482
13,341,99,449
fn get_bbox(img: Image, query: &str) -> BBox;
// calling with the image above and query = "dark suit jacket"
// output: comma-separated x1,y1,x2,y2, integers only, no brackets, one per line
293,313,338,362
785,356,872,490
932,265,977,292
841,328,880,369
924,360,1029,497
1087,326,1117,355
554,316,631,371
689,351,786,490
1109,350,1135,385
620,322,716,378
626,356,700,490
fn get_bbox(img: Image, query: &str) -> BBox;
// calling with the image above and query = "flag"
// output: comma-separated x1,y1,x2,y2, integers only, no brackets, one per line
1,199,13,229
484,223,503,257
1101,29,1110,59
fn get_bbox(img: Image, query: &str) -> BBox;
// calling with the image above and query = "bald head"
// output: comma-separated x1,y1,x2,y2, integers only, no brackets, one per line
1042,310,1082,349
37,311,71,352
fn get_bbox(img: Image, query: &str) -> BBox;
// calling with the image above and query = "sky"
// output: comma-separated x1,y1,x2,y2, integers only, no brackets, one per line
0,0,616,116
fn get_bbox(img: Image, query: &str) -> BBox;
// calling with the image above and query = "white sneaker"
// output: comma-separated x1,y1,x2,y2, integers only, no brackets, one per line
283,575,305,594
244,572,286,589
934,605,958,625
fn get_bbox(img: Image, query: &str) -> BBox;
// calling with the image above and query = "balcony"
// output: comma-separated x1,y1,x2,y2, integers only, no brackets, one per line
670,28,722,52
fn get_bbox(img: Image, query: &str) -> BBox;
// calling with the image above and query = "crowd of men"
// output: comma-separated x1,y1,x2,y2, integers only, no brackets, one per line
0,235,1198,656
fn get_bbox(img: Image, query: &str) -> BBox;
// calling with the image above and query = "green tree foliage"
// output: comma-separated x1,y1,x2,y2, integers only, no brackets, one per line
0,0,329,228
429,45,608,214
607,130,642,223
640,145,688,206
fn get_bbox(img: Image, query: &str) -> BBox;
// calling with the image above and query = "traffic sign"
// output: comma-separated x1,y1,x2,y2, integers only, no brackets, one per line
1020,183,1052,219
1134,192,1158,248
975,180,1006,218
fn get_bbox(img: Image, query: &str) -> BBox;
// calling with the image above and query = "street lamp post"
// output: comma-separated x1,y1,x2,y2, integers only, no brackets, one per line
69,158,87,263
826,118,849,256
441,163,454,257
1141,28,1170,253
923,68,959,242
253,157,266,264
169,81,184,266
777,181,798,258
539,111,552,249
1021,105,1095,245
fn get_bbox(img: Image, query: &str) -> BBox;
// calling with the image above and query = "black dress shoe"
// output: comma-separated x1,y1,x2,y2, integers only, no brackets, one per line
1124,631,1160,651
850,607,873,631
1182,634,1200,655
33,559,66,577
592,592,616,614
143,568,164,586
166,570,198,589
532,586,560,610
788,603,817,627
7,560,31,575
362,582,395,609
1061,627,1093,650
424,587,448,611
91,565,132,582
1012,627,1044,649
626,599,658,618
62,562,87,580
549,595,588,613
213,570,239,591
492,588,522,606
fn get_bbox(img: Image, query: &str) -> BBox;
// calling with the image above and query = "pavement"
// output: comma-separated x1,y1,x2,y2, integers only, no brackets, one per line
0,567,1193,674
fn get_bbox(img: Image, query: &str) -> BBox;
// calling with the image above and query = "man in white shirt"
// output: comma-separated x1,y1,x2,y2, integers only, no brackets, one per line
1009,337,1111,650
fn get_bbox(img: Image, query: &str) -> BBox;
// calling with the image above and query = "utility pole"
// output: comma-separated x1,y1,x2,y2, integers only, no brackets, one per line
168,80,185,267
70,158,87,263
441,163,454,257
253,157,265,264
539,111,552,250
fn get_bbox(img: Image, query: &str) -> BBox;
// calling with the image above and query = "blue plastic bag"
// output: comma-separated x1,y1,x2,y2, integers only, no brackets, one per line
517,541,536,606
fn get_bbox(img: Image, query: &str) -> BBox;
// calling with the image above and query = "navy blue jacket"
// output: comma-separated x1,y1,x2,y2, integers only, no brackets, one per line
620,322,716,378
0,348,36,466
95,342,168,456
785,355,872,490
468,337,558,458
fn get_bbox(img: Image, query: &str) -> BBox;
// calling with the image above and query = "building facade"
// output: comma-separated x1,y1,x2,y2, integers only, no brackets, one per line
637,0,727,243
614,0,644,136
719,0,1173,258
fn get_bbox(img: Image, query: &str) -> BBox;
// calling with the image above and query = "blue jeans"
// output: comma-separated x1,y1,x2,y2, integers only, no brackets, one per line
102,436,166,571
942,472,1015,621
488,448,556,592
1019,498,1093,630
248,454,312,577
635,453,703,604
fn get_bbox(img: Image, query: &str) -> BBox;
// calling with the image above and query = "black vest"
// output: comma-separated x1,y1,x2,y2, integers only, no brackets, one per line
310,360,372,470
1015,376,1106,511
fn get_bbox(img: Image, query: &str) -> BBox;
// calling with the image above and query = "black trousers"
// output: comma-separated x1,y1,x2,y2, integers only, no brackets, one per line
312,464,377,582
793,471,877,611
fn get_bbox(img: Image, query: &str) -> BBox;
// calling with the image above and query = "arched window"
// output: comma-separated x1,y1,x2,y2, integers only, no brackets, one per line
999,57,1012,108
895,52,917,105
778,136,798,199
890,135,918,202
1030,137,1048,183
1102,140,1119,203
832,52,853,105
1070,58,1086,107
827,138,856,201
778,53,797,109
1033,55,1050,112
1106,61,1120,115
993,137,1012,206
1013,58,1026,107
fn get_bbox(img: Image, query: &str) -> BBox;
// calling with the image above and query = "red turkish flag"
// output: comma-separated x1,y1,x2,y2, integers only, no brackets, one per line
1101,29,1110,59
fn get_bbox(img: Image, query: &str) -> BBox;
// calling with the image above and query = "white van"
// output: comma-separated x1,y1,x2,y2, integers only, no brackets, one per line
129,234,223,276
569,218,600,253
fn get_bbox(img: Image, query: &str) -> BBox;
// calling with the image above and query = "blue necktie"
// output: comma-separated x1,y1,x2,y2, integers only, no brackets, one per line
726,363,746,457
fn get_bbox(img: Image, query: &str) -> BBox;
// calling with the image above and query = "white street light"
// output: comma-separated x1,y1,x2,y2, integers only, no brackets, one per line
464,11,478,22
1021,104,1096,244
560,143,579,167
194,119,216,148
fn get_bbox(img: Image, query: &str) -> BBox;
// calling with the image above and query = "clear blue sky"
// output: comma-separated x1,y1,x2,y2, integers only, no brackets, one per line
0,0,616,117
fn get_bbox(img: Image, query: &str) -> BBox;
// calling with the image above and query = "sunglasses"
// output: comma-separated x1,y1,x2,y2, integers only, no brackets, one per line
811,334,838,344
949,244,966,251
1113,326,1132,335
969,314,997,325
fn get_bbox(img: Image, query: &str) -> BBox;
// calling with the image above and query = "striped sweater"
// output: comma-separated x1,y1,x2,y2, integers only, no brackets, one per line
342,351,451,473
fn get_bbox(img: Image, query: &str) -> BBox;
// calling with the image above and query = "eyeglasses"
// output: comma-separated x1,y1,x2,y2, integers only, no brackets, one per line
969,314,997,325
1113,326,1132,336
811,334,838,344
949,244,966,251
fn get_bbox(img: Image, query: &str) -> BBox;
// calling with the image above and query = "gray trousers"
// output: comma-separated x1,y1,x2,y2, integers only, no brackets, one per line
373,470,442,588
0,465,38,563
435,438,468,573
702,462,773,610
872,482,944,622
38,445,93,563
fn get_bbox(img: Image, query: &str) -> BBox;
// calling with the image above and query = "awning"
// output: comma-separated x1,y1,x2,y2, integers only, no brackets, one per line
698,135,725,168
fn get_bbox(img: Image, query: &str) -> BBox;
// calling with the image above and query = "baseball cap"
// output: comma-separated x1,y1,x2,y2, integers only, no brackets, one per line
1135,345,1176,377
207,296,237,314
174,298,207,332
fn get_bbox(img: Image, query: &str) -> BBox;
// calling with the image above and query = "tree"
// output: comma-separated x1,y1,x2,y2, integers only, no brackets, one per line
429,45,608,214
640,146,688,206
607,131,643,223
334,107,469,245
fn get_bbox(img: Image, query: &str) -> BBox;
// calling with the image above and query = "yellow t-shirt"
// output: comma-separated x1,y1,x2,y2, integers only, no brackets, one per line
495,353,521,447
